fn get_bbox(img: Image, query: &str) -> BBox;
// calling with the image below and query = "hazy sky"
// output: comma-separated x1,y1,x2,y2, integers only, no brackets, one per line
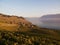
0,0,60,17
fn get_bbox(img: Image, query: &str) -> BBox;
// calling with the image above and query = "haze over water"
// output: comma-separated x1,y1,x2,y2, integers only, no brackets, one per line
40,21,60,30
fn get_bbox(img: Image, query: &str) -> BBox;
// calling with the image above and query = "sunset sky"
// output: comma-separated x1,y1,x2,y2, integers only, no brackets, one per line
0,0,60,17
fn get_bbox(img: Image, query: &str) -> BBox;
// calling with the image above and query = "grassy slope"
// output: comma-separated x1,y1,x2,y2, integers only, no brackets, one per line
0,22,60,40
0,22,18,31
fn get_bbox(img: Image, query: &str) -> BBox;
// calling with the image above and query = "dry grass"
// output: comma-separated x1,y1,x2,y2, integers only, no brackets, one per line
0,22,18,31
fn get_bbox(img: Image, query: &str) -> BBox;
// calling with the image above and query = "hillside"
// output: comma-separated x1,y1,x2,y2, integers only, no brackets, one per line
0,13,34,31
0,13,60,45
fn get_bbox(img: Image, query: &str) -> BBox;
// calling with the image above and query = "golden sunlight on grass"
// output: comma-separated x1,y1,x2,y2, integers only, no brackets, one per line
0,22,18,31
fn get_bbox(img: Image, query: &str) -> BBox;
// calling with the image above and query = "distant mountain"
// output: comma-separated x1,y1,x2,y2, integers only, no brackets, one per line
40,14,60,23
40,14,60,18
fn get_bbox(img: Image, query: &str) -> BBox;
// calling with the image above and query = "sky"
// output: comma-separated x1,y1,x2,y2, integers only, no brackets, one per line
0,0,60,17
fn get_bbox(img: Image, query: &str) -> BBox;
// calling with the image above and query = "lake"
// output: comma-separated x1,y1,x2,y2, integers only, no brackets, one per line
39,21,60,30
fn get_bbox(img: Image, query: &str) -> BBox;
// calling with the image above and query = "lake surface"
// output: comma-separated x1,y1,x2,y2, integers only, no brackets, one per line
39,21,60,30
